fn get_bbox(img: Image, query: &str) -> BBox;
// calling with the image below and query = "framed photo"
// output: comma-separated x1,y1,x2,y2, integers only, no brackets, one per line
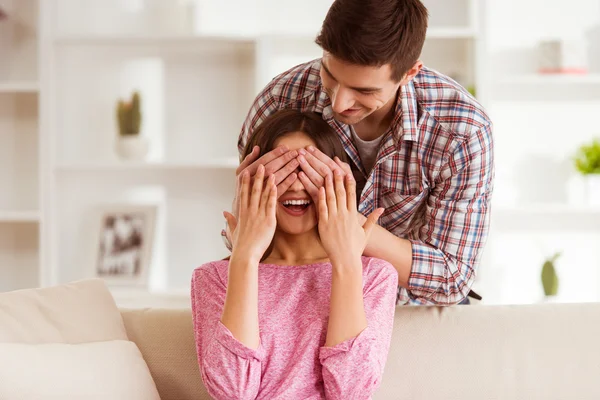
93,204,157,286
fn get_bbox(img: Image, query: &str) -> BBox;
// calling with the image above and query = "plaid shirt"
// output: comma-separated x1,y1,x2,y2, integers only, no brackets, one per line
236,59,494,305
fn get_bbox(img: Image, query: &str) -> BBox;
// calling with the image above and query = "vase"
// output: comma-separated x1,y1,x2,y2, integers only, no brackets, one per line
586,175,600,207
116,136,150,161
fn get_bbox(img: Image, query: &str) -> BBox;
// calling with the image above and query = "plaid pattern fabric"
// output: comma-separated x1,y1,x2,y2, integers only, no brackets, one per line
234,59,494,305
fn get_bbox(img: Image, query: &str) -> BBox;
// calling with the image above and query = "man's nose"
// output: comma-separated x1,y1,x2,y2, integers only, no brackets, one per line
331,87,354,113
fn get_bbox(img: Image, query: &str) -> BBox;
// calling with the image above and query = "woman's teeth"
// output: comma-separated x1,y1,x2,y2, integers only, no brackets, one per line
282,200,311,206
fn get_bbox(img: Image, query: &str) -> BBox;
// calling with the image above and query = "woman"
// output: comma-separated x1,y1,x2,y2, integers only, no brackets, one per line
191,109,398,399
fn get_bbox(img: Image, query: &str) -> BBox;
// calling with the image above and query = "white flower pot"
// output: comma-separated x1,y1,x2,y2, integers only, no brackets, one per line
586,175,600,206
116,136,150,161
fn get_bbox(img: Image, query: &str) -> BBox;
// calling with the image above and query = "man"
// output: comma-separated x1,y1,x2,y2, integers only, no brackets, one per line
224,0,494,305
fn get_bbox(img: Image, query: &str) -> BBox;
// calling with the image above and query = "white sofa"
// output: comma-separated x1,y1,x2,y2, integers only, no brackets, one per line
1,280,600,399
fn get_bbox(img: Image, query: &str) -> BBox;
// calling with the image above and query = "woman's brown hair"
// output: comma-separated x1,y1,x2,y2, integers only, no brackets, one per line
242,109,348,164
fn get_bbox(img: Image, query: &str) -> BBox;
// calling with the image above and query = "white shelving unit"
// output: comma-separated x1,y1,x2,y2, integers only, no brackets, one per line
0,0,40,293
0,211,41,223
0,81,39,93
473,0,600,305
1,0,489,307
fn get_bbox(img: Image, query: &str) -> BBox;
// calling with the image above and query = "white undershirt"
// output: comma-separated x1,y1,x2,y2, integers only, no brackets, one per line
351,129,385,175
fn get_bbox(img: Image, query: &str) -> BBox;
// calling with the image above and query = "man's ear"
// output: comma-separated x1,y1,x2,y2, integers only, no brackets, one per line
399,60,423,86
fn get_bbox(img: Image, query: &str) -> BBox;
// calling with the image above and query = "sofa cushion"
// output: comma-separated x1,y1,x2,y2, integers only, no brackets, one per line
0,341,159,399
0,279,160,400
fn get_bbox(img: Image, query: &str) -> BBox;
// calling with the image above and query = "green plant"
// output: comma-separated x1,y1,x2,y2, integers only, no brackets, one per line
466,85,476,98
574,138,600,175
116,91,142,136
541,252,561,297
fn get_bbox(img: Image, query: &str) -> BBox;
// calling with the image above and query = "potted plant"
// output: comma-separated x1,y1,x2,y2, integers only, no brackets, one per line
574,138,600,206
541,252,561,302
115,91,149,161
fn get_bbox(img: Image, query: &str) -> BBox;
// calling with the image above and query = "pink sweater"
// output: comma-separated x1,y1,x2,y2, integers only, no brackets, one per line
191,256,398,400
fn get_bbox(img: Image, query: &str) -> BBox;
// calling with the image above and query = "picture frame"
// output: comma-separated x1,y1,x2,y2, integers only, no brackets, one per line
92,204,157,287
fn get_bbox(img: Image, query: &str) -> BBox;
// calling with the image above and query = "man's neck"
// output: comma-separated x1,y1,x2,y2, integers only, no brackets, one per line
353,89,399,141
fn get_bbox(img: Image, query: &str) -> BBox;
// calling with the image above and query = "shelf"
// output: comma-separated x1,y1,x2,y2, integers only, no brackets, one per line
0,81,39,93
56,158,240,171
498,74,600,85
427,27,477,39
0,211,40,223
494,204,600,216
54,35,255,48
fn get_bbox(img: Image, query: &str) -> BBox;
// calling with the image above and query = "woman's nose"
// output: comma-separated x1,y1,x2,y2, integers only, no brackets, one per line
289,174,306,191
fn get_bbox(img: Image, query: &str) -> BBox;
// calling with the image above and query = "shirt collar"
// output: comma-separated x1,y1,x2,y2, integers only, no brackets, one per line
398,80,419,142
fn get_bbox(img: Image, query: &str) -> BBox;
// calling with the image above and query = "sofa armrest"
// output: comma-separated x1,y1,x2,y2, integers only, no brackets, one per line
120,308,210,400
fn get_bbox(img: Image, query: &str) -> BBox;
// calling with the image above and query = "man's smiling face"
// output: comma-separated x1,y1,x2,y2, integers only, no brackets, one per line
319,53,403,126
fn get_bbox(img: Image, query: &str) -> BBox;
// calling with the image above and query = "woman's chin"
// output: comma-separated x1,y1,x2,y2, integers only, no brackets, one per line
276,215,318,236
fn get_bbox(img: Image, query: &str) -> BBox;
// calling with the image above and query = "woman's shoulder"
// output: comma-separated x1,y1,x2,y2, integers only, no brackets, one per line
192,259,230,284
361,256,398,281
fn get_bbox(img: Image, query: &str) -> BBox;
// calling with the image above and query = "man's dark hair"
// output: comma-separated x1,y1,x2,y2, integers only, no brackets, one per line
315,0,429,82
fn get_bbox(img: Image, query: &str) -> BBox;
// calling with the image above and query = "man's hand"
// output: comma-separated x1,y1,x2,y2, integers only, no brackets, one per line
297,146,345,205
226,145,299,246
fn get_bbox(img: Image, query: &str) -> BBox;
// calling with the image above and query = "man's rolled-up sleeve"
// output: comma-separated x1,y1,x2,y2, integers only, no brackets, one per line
407,123,494,305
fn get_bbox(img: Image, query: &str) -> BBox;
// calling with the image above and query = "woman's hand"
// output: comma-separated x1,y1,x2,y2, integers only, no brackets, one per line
224,164,277,262
317,169,384,266
226,146,299,246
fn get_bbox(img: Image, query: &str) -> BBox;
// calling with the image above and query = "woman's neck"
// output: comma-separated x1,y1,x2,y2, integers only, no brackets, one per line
263,229,328,265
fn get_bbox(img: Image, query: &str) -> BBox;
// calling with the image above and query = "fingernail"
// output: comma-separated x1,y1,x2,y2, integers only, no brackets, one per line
298,155,306,163
307,146,316,152
298,148,306,156
290,150,298,157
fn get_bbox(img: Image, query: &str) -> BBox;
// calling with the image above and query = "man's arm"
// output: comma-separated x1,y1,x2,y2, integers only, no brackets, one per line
364,124,494,305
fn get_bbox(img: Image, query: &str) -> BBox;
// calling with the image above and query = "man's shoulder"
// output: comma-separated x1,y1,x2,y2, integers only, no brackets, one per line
413,67,492,138
263,58,323,107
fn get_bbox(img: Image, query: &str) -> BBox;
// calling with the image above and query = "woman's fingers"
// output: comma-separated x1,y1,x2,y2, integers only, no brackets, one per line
325,174,337,215
260,173,273,210
236,145,260,175
363,208,385,238
345,172,358,211
266,175,277,218
318,186,328,222
223,211,238,234
250,165,265,210
239,170,251,216
333,169,346,212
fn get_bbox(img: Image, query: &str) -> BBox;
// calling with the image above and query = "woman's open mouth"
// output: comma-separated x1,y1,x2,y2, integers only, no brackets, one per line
280,199,312,216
